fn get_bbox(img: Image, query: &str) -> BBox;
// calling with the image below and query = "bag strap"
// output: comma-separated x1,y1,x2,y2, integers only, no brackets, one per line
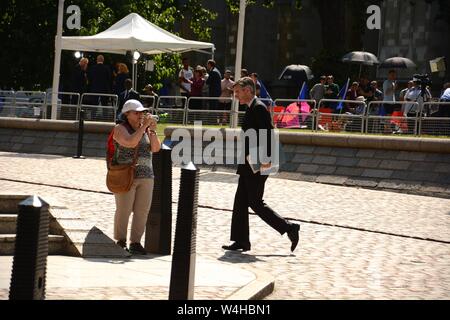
108,124,139,168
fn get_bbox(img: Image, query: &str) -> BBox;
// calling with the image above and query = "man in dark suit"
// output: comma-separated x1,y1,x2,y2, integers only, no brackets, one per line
87,54,112,106
117,78,140,116
222,77,300,253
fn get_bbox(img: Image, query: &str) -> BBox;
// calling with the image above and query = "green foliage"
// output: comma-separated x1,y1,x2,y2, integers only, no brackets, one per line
0,0,216,91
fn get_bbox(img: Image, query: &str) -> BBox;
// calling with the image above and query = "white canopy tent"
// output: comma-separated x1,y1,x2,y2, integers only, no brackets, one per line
61,13,215,55
51,12,215,119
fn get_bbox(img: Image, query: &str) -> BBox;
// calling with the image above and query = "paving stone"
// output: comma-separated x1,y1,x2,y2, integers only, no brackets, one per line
357,159,381,168
313,155,337,165
362,169,393,179
379,160,411,170
316,175,348,185
292,154,314,163
297,164,319,174
336,157,359,167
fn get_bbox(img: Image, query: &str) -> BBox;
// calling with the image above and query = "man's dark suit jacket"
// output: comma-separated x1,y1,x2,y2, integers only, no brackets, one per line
71,64,88,94
117,89,140,114
88,63,112,93
237,98,273,176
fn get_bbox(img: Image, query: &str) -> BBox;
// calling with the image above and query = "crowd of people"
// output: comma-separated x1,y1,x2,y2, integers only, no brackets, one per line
67,54,449,126
309,70,449,119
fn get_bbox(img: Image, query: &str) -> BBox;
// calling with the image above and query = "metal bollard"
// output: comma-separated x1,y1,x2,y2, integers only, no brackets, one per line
73,108,85,159
145,144,172,255
169,162,199,300
9,196,49,300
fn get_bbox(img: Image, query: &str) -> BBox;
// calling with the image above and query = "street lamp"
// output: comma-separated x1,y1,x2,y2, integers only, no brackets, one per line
133,51,141,61
132,51,141,89
74,51,81,59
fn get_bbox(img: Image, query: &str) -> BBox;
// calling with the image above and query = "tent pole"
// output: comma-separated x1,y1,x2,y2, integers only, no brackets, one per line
51,0,64,120
231,0,246,128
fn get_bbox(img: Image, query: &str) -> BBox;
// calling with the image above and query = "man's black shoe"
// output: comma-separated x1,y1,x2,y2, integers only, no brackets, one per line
129,242,147,255
222,242,251,252
287,224,300,252
116,240,129,252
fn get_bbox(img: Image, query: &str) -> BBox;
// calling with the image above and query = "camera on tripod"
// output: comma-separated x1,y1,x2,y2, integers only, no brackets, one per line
413,74,431,87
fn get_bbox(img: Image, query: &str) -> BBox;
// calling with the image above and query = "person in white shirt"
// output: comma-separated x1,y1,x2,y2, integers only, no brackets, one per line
404,78,431,116
178,57,193,98
383,70,397,114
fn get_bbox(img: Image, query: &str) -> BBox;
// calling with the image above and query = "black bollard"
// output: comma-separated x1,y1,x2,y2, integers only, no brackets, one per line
9,196,49,300
73,109,85,159
145,144,172,255
169,162,199,300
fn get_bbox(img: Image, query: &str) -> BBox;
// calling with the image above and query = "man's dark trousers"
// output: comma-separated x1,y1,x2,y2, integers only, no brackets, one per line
230,173,290,244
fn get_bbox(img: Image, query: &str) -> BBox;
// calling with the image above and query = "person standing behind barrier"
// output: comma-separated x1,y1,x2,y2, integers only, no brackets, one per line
404,77,431,117
71,57,89,103
399,81,414,102
219,70,235,124
383,70,397,114
117,79,140,117
438,82,450,118
370,81,384,115
113,63,130,96
112,99,161,255
309,75,326,105
222,77,300,253
324,75,340,111
87,55,112,106
142,84,158,109
178,57,193,98
189,69,205,110
206,59,222,109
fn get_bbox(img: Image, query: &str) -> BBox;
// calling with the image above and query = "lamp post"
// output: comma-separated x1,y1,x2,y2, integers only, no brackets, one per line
231,0,246,128
132,51,140,90
51,0,64,120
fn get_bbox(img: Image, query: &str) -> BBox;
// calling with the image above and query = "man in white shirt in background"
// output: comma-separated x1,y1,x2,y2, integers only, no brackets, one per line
383,70,397,115
178,57,193,98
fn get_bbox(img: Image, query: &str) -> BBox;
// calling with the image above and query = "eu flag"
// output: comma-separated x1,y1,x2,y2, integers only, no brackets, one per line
336,78,350,111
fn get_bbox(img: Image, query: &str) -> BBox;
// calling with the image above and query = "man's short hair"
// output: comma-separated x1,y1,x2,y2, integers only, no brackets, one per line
233,76,256,94
207,59,216,67
320,75,326,80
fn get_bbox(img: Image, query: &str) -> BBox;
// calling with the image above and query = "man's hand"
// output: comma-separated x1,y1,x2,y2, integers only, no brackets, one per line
260,163,271,170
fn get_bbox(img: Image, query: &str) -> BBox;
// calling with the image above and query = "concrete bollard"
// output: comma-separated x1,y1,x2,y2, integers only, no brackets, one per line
73,108,85,159
145,144,173,255
9,196,49,300
169,162,199,300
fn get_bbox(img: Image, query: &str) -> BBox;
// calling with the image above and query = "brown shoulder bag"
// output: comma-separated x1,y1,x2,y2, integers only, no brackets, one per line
106,136,139,194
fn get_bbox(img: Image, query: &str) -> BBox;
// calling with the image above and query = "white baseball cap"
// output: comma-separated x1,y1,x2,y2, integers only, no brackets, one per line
122,99,148,113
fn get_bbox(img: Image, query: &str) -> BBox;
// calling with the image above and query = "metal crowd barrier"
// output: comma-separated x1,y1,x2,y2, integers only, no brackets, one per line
419,102,450,136
186,96,233,126
155,96,187,125
80,93,118,122
45,91,80,120
317,99,367,133
272,99,316,131
0,90,16,117
366,101,419,135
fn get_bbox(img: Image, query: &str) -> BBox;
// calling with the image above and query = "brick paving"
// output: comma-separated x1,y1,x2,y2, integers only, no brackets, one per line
0,151,449,299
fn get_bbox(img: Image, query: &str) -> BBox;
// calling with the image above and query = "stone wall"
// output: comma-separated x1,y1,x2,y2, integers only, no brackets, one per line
164,127,450,198
0,119,449,197
0,117,112,158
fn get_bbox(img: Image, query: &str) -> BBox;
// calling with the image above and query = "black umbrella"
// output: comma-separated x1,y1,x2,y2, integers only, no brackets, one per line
379,57,416,69
342,51,380,65
278,65,314,84
342,51,379,78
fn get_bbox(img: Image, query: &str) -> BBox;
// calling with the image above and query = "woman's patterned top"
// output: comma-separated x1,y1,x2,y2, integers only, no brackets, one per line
112,124,154,179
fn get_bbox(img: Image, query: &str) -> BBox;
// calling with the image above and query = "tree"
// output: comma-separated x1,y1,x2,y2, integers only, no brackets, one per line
0,0,217,91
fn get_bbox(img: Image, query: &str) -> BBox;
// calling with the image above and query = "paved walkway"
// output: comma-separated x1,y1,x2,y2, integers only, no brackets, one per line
0,151,449,299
